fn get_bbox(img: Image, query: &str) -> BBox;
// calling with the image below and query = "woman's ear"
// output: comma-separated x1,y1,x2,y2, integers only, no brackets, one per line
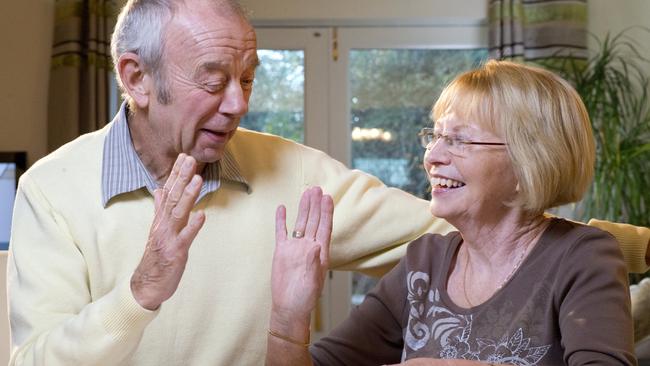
117,52,151,109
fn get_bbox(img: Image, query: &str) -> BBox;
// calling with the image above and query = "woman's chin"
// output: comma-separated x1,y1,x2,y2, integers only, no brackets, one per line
428,200,454,221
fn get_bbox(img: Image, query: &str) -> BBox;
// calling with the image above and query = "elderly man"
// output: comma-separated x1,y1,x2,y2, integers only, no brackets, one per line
8,0,650,365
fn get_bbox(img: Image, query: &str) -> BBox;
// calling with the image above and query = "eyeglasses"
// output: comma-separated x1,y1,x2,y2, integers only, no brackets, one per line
418,127,506,155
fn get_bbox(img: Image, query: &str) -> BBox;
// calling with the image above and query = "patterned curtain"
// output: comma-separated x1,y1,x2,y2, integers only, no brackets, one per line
488,0,588,67
48,0,119,151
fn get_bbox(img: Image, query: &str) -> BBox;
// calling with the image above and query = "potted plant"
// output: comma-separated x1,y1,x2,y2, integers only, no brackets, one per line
545,29,650,230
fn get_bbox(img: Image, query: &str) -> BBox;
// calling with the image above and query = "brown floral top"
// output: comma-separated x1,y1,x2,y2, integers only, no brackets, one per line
311,218,636,365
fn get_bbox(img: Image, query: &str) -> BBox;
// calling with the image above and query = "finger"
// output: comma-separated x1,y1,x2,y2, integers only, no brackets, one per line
165,156,196,215
154,189,162,212
177,210,206,251
304,187,323,240
316,194,333,267
160,154,186,217
306,245,322,276
163,153,186,193
151,188,168,232
275,205,287,243
292,187,312,238
170,174,202,230
152,189,164,226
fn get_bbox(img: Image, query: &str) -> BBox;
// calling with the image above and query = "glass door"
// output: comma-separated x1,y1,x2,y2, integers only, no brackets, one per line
329,25,488,324
245,27,335,340
245,28,330,151
253,24,488,335
347,47,488,305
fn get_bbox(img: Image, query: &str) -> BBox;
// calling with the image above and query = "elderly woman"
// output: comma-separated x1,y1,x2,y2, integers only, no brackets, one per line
267,60,636,365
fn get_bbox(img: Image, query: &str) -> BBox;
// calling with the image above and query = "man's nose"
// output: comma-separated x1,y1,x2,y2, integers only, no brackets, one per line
220,82,249,117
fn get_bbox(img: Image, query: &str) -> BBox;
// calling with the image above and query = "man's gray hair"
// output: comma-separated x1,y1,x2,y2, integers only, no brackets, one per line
110,0,246,107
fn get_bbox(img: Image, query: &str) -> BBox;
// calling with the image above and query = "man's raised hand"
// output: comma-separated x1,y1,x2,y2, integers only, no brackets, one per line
131,154,206,310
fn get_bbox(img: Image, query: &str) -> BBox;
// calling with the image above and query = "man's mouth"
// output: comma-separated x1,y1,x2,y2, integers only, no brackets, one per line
202,129,228,136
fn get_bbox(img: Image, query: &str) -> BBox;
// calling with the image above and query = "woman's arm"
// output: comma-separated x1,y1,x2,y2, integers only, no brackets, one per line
266,187,333,366
557,229,636,365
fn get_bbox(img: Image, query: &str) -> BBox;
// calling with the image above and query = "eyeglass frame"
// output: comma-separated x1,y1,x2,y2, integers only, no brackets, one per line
418,127,507,151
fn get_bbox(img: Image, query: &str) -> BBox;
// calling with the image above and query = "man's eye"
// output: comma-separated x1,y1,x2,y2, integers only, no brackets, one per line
203,83,224,93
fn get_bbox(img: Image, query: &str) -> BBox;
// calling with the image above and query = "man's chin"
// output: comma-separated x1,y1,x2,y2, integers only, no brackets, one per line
195,131,236,160
193,148,226,164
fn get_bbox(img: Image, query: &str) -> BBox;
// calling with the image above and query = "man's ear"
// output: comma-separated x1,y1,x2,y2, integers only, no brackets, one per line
117,52,151,109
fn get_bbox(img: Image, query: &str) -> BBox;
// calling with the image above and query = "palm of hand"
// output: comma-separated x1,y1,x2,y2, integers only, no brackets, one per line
271,187,333,320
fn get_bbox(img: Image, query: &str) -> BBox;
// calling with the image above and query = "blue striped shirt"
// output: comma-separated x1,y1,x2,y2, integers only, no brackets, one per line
101,103,249,207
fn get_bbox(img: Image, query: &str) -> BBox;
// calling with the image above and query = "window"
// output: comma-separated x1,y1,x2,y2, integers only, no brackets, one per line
348,47,488,304
241,24,488,334
240,50,305,142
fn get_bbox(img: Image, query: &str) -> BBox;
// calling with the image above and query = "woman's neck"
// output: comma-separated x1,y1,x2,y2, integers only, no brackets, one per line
446,211,551,308
453,210,550,267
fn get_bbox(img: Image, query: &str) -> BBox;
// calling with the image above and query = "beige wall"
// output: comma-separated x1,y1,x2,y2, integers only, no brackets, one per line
0,0,54,166
0,2,54,363
588,0,650,78
240,0,487,25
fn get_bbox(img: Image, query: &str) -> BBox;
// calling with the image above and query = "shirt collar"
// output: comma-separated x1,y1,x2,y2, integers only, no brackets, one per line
101,102,250,207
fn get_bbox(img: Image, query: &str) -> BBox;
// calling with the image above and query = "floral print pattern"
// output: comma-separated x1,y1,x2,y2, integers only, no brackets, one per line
402,271,550,365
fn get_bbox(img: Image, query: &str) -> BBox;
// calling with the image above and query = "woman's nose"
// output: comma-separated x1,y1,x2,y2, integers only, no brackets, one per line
423,138,451,167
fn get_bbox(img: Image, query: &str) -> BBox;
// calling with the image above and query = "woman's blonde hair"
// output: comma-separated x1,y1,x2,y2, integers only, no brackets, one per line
432,60,595,215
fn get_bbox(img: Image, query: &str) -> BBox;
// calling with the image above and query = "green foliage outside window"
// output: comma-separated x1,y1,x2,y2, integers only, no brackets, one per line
241,50,305,142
